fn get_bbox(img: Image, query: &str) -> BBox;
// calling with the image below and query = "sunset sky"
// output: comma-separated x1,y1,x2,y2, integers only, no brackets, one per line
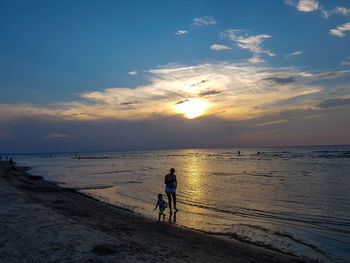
1,0,350,153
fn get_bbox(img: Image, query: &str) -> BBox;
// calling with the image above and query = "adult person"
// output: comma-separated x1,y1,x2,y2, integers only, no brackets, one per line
165,168,178,213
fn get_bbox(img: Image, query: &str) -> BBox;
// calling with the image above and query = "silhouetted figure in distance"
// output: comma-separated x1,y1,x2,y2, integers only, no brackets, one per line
9,158,16,170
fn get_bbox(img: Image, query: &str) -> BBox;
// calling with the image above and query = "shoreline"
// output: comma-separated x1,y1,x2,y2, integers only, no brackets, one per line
0,161,314,262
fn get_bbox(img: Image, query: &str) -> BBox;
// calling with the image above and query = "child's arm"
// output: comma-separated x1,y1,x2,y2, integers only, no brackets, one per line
154,202,159,210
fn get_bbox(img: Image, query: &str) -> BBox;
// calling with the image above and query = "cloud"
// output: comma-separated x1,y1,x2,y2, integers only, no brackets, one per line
210,44,231,51
286,0,350,24
319,98,350,108
248,57,265,63
2,63,350,152
312,71,347,80
191,79,208,87
45,132,71,139
255,119,287,127
330,22,350,37
223,29,274,63
322,6,350,18
285,0,297,7
128,71,137,75
224,31,274,56
193,16,216,26
264,76,296,85
342,61,350,66
286,51,303,58
297,0,319,12
120,101,138,105
199,90,221,96
175,30,188,35
285,0,319,12
1,62,347,123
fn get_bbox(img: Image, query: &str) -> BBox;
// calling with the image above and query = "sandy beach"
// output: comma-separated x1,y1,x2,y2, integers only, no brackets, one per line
0,161,314,263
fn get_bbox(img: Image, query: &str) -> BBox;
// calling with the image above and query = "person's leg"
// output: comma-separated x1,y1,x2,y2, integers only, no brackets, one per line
158,212,161,222
166,191,172,212
171,192,177,211
159,209,165,220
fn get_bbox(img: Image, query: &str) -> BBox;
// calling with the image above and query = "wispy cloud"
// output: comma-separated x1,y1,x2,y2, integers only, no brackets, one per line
175,30,188,35
45,132,71,139
341,56,350,65
264,76,296,85
319,98,350,108
255,119,287,127
286,51,303,59
285,0,297,7
128,71,137,76
248,57,265,64
342,61,350,66
193,16,216,26
330,22,350,37
1,62,348,123
210,44,231,51
311,71,348,80
285,0,319,12
322,6,350,18
223,29,274,63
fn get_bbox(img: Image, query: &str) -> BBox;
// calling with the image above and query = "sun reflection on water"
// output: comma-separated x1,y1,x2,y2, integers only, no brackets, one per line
181,154,208,228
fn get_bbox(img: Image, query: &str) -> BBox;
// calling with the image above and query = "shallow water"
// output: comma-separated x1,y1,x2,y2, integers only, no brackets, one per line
10,146,350,262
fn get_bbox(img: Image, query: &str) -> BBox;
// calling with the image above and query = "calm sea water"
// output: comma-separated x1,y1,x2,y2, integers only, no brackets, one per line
10,146,350,263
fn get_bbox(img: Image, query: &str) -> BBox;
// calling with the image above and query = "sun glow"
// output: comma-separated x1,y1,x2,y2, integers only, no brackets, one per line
174,98,209,119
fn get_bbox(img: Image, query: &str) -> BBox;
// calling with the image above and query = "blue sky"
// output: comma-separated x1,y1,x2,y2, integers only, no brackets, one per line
1,0,350,153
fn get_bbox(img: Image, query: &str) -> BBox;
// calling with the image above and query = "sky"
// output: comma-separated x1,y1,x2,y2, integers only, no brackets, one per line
1,0,350,153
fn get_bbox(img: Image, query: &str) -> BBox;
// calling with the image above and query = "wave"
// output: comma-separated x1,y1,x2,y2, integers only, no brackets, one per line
178,200,350,235
75,185,115,190
89,170,134,175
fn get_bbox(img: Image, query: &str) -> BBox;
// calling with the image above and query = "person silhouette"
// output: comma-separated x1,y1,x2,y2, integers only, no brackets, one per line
9,158,16,170
165,168,178,213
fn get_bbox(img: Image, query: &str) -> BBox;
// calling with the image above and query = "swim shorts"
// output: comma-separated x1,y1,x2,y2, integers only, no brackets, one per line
165,186,176,193
159,208,165,215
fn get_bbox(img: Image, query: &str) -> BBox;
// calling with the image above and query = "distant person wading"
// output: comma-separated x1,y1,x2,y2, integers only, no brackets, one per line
165,168,178,213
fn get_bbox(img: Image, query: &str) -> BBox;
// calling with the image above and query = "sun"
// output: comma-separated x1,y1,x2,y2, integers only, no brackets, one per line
174,98,209,119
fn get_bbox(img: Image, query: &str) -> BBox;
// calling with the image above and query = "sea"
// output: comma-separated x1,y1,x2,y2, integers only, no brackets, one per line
7,146,350,263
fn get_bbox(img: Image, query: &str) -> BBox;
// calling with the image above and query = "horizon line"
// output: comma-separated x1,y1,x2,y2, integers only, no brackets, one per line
1,144,349,155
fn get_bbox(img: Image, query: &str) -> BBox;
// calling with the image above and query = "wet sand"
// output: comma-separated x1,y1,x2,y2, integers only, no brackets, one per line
0,161,314,263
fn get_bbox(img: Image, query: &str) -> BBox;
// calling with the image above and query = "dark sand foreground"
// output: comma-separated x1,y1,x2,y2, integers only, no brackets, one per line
0,161,313,263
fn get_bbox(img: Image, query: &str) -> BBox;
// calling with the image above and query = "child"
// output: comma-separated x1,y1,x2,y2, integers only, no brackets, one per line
154,193,167,221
